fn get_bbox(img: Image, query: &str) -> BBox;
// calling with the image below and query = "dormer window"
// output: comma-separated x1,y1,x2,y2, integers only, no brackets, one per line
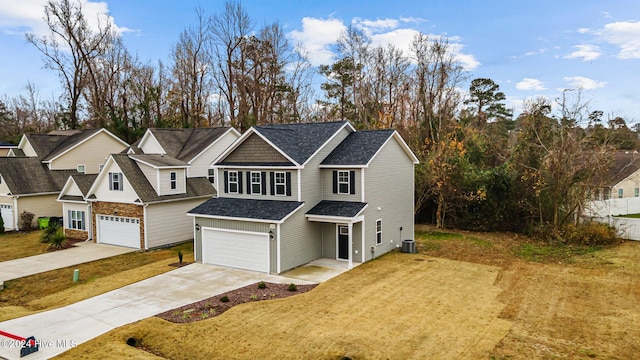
170,172,177,190
109,172,123,191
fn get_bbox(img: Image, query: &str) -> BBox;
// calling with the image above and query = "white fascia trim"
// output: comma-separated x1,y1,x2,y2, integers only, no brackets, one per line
14,192,59,197
187,213,286,224
213,127,300,167
364,131,419,166
144,194,212,205
188,127,241,164
215,165,302,170
302,121,355,166
56,198,88,204
17,134,28,150
86,155,116,196
129,156,188,169
318,164,367,169
305,214,365,224
138,130,166,155
46,129,129,163
57,176,76,200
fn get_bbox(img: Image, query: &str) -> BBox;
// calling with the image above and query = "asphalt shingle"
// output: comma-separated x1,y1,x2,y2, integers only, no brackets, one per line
306,200,367,218
321,129,395,166
188,197,304,221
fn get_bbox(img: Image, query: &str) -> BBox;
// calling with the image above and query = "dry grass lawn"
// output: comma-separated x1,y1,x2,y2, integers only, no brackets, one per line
0,230,50,261
0,243,193,322
58,252,511,359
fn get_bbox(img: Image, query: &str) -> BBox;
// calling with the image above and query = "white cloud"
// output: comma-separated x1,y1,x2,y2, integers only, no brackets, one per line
516,78,546,91
288,17,347,66
577,28,591,34
0,0,130,37
370,28,419,52
352,17,398,35
564,44,601,61
597,21,640,59
563,76,606,90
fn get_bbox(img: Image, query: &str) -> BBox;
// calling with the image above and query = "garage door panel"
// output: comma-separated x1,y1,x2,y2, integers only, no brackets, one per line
97,215,140,248
202,229,269,273
1,204,13,230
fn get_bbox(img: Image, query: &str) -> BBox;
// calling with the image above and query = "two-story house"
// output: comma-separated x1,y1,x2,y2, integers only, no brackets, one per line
62,127,240,248
0,129,128,231
188,121,418,274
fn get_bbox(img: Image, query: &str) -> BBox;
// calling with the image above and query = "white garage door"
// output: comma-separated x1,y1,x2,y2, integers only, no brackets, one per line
1,204,13,230
97,215,140,248
202,228,269,273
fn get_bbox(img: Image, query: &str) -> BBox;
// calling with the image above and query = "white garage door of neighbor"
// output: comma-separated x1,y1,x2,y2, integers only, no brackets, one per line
1,204,13,230
97,215,140,248
202,228,269,273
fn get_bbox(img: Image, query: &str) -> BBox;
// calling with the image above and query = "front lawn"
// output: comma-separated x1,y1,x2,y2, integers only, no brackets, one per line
0,242,193,322
0,230,50,261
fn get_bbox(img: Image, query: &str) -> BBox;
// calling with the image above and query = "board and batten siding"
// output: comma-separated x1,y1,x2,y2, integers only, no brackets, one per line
362,137,415,261
193,217,276,272
187,132,238,178
223,133,290,164
49,132,127,173
157,168,186,196
145,198,207,248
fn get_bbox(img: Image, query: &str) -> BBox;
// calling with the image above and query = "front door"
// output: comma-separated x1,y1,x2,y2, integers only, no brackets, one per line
338,225,349,260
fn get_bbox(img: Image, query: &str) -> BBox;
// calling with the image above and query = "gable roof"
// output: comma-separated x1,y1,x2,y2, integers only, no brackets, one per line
0,157,75,195
129,154,189,168
306,200,368,218
601,151,640,186
321,129,395,166
108,154,214,203
142,128,234,162
188,197,304,222
20,129,128,161
251,121,350,165
58,174,98,202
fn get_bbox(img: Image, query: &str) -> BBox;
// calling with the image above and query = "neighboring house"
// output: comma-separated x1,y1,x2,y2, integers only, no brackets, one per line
188,121,419,274
81,127,239,249
57,174,97,240
591,151,640,200
0,141,17,157
0,129,128,231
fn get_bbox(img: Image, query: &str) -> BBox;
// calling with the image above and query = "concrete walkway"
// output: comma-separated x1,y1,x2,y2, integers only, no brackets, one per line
0,242,136,287
0,263,343,360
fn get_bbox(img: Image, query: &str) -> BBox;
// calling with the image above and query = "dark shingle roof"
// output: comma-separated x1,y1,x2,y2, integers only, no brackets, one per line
110,154,214,203
24,133,72,159
188,197,304,221
602,152,640,186
306,200,367,218
253,121,348,165
10,148,25,157
0,157,75,195
147,128,230,162
69,174,98,196
321,129,394,166
130,154,188,167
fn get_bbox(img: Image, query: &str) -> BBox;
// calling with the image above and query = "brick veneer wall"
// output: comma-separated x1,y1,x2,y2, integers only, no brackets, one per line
92,201,145,249
65,228,88,240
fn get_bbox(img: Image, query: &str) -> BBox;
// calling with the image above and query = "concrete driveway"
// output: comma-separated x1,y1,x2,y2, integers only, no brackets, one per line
0,263,323,360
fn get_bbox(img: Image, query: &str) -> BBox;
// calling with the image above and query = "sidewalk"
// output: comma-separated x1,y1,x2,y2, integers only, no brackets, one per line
0,263,317,360
0,242,136,288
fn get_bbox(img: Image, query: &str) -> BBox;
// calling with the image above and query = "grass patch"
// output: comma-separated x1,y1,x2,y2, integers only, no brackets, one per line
516,242,600,263
415,229,493,247
0,230,50,261
0,242,193,322
616,213,640,218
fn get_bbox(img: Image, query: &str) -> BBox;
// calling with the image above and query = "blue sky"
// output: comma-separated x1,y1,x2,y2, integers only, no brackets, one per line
1,0,639,123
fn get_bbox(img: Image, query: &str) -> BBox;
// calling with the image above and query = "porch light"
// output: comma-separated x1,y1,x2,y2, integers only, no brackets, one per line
269,230,274,240
195,224,201,231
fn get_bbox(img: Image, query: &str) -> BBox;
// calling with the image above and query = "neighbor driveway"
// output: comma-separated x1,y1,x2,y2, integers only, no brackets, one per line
0,263,328,360
0,241,136,287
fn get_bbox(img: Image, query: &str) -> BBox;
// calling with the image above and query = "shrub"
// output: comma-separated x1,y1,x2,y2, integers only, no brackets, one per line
19,211,35,231
250,294,258,301
178,250,183,264
287,283,297,292
48,231,67,249
220,295,229,303
41,222,61,243
564,222,618,246
257,281,266,289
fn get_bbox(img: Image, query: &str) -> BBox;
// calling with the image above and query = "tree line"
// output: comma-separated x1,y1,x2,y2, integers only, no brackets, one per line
1,0,637,236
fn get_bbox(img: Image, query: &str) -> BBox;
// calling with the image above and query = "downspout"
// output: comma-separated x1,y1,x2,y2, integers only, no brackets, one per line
13,196,18,230
143,204,148,250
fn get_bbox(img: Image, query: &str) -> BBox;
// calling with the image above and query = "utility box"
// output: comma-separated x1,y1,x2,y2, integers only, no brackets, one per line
401,239,416,253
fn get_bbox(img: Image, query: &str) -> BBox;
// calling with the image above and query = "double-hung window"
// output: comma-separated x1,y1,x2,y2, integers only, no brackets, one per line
208,168,215,184
618,188,624,199
251,171,261,194
228,171,239,193
69,210,85,230
170,172,177,190
77,164,86,174
274,172,286,196
376,219,382,245
109,172,123,191
338,171,350,194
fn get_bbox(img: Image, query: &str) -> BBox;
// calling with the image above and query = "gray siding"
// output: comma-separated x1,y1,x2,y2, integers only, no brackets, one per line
218,168,299,201
321,223,336,258
362,137,415,260
146,198,205,248
321,168,361,202
279,209,322,272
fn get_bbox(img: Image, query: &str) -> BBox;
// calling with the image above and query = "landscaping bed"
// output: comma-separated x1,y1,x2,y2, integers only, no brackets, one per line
156,282,316,324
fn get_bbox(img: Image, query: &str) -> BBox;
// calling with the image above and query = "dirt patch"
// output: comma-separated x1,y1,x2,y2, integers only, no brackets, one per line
167,261,193,268
156,282,316,324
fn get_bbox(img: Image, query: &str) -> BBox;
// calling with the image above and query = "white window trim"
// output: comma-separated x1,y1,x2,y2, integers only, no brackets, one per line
77,164,86,174
275,171,286,196
376,219,382,245
99,163,104,172
338,170,350,194
110,172,122,191
228,171,239,194
70,210,84,230
170,171,177,190
251,171,261,194
635,188,639,197
618,188,624,199
208,168,215,184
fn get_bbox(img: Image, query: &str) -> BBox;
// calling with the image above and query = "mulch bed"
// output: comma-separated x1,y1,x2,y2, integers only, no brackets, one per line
156,282,317,324
168,261,193,268
47,238,84,251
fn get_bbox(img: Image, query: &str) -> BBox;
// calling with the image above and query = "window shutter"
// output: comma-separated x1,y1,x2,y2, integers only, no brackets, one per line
270,172,275,195
349,170,355,195
261,172,267,195
286,172,292,196
238,171,243,194
332,171,338,194
223,171,228,193
81,211,85,230
68,210,72,228
119,173,124,191
108,173,113,190
246,171,252,194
